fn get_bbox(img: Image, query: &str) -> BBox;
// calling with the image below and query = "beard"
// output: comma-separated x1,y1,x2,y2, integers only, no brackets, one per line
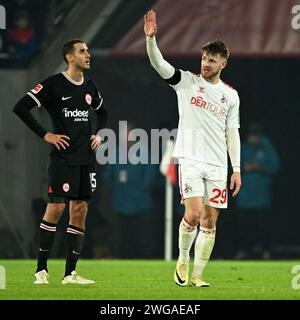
75,61,90,71
201,67,221,81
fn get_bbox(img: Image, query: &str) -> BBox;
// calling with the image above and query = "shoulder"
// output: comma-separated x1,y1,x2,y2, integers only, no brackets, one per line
180,70,199,78
221,80,239,96
85,77,98,89
84,75,95,85
46,73,63,83
178,69,199,85
30,74,58,94
221,80,239,103
222,80,238,92
39,73,64,88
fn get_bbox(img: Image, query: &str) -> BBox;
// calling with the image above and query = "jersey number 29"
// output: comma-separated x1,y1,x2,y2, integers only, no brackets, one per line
210,188,227,204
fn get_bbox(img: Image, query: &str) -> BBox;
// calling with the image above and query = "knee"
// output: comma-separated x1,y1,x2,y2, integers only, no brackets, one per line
200,217,215,229
44,203,65,224
200,212,219,229
72,202,87,215
70,201,87,223
184,209,201,226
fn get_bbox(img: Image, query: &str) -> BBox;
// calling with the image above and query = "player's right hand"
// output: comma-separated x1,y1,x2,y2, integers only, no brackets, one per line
144,10,157,37
44,132,70,150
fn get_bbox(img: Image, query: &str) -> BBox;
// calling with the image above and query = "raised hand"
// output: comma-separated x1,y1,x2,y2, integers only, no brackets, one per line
44,132,70,150
144,10,157,37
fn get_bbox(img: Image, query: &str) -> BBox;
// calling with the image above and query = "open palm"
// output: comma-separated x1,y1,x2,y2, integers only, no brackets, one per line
144,10,157,37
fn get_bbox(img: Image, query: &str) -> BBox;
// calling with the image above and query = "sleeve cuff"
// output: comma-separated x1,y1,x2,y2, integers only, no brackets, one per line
146,35,156,41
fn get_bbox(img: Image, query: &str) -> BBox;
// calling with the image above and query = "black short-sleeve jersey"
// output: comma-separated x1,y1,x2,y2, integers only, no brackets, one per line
27,72,104,165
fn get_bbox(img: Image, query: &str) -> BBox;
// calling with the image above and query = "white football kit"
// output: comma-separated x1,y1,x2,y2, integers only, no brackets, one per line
170,71,240,208
146,37,241,208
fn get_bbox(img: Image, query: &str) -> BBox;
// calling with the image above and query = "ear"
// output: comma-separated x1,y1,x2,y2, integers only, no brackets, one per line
66,53,73,64
221,59,227,70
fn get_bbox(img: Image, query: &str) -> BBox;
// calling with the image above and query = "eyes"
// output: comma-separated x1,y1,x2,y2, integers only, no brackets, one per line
202,56,217,64
78,48,90,55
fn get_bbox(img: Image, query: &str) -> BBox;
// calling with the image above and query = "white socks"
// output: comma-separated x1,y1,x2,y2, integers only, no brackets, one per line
178,218,198,262
192,226,216,278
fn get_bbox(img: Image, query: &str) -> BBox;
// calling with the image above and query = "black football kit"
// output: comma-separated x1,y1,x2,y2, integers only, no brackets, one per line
13,72,108,201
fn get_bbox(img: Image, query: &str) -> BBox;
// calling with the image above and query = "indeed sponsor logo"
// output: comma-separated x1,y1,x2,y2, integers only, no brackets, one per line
62,108,89,121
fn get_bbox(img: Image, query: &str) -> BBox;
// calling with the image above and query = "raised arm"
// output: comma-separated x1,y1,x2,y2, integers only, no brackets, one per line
144,10,176,80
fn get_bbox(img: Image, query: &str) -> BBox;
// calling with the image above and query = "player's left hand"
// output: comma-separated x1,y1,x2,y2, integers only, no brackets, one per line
230,172,241,197
90,135,102,150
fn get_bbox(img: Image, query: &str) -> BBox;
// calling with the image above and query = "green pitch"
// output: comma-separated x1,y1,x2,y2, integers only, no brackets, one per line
0,260,299,300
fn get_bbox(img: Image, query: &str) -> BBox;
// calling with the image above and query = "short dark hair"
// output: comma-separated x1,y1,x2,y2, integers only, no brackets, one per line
202,40,229,59
62,39,85,64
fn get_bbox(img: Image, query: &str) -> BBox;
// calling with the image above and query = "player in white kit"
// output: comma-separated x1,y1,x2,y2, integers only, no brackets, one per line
144,10,241,287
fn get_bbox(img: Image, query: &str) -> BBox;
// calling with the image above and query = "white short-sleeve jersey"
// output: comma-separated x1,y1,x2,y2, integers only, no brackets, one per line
171,70,240,169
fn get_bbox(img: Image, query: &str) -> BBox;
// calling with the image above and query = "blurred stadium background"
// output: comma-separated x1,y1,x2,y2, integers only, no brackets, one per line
0,0,299,264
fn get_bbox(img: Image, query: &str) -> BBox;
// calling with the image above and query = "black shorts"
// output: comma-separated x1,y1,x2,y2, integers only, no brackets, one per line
47,164,96,203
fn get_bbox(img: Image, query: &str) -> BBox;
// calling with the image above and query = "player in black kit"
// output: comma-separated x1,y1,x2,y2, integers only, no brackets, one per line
13,39,108,284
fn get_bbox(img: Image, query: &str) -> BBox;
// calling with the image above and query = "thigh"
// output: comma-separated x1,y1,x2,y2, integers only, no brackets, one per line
204,164,228,209
178,158,205,202
183,196,205,226
48,164,80,200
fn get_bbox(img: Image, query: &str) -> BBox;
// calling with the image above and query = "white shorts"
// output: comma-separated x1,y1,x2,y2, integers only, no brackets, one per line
178,158,228,209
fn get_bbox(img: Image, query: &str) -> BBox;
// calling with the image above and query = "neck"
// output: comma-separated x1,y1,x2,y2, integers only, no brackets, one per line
65,67,84,82
202,74,220,84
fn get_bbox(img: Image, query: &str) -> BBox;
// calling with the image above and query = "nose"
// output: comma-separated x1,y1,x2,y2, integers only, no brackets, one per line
203,60,210,68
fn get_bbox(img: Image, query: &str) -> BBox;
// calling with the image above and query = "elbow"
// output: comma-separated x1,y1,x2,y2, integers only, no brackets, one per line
13,96,31,116
96,105,109,129
149,59,157,70
13,103,23,116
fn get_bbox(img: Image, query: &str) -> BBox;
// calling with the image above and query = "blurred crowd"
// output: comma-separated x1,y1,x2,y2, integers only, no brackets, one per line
0,0,46,67
0,0,76,68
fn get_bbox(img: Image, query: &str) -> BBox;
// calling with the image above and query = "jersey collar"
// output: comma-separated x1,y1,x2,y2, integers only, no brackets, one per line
200,74,222,87
61,72,84,85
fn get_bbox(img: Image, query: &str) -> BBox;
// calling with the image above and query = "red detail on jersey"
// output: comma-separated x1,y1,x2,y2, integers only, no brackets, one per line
191,96,207,108
210,188,227,204
220,189,227,204
85,93,92,105
48,186,53,194
32,84,43,94
210,188,221,203
179,165,183,198
197,86,205,93
190,96,226,117
222,81,237,92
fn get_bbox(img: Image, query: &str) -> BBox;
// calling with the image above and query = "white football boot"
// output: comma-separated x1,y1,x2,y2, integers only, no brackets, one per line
61,271,95,285
34,270,49,284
